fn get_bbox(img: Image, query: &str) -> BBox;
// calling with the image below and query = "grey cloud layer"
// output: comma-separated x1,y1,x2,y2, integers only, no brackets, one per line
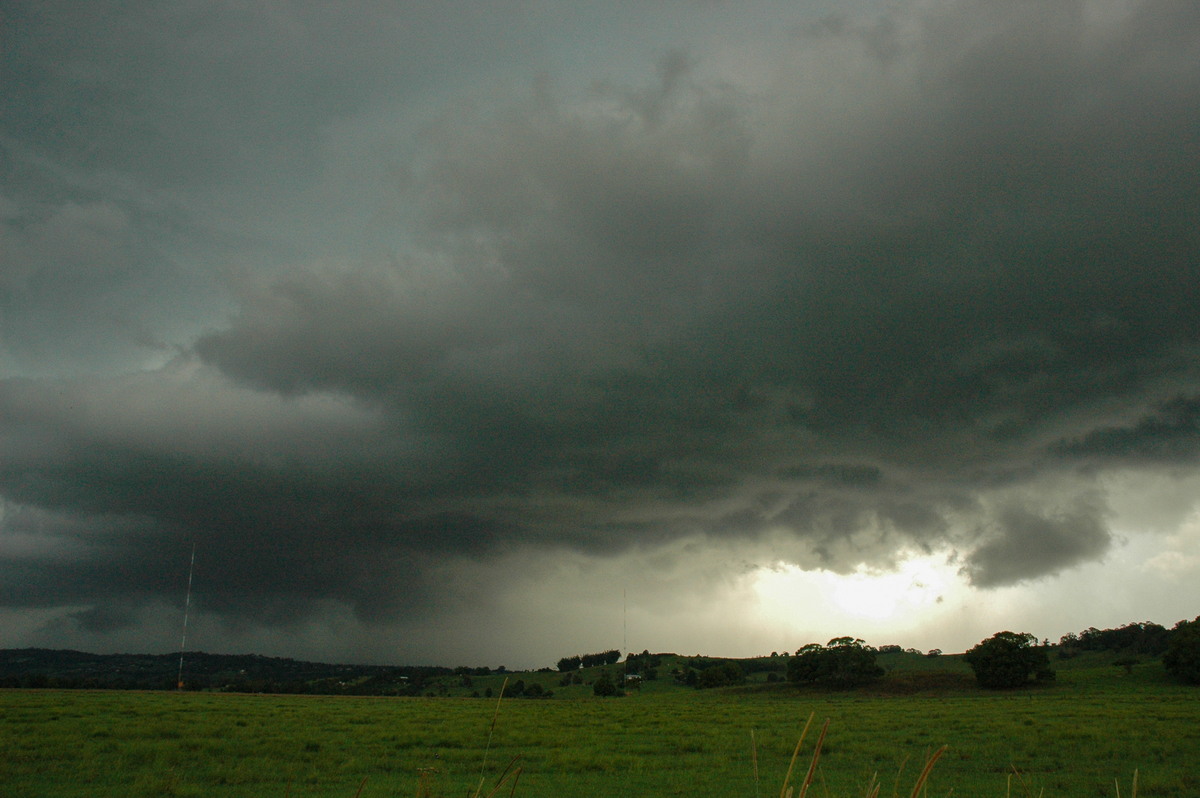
2,1,1199,649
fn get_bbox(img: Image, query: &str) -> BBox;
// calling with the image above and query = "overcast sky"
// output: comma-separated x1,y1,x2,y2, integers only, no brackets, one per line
2,0,1199,668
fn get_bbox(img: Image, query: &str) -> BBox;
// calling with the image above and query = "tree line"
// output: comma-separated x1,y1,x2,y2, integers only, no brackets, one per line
4,615,1197,694
782,616,1200,691
555,649,621,671
1057,621,1172,656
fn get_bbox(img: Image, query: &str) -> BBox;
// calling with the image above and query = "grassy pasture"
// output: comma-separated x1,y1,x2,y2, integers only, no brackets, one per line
2,662,1197,797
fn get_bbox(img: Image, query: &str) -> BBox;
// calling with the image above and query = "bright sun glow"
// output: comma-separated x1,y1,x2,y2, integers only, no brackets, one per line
751,554,964,643
828,559,948,620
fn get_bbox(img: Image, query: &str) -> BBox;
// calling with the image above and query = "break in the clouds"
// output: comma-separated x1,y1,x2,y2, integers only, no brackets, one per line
2,0,1199,666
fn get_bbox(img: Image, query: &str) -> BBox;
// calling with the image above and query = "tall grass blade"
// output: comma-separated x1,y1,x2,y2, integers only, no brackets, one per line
796,717,830,798
908,745,947,798
751,729,761,798
479,756,522,798
1009,766,1034,797
474,677,508,798
890,753,912,797
779,712,816,798
1116,769,1139,798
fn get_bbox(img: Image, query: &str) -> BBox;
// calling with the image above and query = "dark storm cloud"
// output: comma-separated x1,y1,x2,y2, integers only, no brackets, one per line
1053,396,1200,464
3,0,1200,650
0,0,539,186
963,497,1112,588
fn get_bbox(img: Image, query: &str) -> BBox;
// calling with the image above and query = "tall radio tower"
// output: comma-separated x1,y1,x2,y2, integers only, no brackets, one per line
176,543,196,690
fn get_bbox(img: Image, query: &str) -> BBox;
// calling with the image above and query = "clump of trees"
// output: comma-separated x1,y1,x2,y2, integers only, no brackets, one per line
787,637,884,689
669,657,749,689
625,650,661,681
695,662,745,689
964,631,1054,689
1164,616,1200,684
1058,622,1171,657
505,679,552,699
556,649,621,672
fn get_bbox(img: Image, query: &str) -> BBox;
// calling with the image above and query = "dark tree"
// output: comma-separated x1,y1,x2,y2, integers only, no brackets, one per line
580,650,620,668
964,631,1054,689
696,662,745,689
787,638,884,689
592,672,619,697
556,655,582,672
625,651,661,677
1164,616,1200,685
1063,622,1171,655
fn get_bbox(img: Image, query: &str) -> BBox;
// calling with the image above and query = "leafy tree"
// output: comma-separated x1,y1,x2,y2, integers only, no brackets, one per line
964,631,1054,689
787,638,884,689
592,672,619,697
556,655,582,672
580,650,621,668
625,650,661,677
696,662,745,689
1060,622,1170,655
1164,616,1200,684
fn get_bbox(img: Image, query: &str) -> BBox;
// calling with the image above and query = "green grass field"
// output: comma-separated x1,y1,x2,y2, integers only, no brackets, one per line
2,660,1197,797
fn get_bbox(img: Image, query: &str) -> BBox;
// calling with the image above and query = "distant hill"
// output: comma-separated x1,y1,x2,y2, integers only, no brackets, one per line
0,648,455,694
0,647,961,697
2,618,1182,696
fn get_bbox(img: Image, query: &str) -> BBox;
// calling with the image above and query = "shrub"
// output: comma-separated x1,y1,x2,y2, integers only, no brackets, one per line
696,662,745,689
964,631,1054,689
1164,616,1200,684
592,672,619,697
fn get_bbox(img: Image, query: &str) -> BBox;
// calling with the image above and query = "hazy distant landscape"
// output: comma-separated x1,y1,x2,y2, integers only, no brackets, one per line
5,616,1196,795
0,616,1188,694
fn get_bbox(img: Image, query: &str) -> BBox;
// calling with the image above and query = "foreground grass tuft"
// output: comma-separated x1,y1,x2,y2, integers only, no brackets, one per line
767,713,945,798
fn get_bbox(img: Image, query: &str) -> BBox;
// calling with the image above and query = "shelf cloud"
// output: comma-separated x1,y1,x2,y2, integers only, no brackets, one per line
3,0,1199,665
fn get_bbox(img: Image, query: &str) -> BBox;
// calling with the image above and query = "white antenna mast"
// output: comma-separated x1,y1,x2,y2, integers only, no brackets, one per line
622,587,628,688
623,587,627,656
176,542,196,690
